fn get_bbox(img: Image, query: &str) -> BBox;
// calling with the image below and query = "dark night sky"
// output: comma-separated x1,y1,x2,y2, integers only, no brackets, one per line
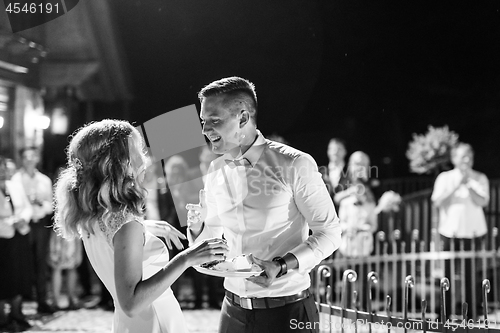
110,0,500,178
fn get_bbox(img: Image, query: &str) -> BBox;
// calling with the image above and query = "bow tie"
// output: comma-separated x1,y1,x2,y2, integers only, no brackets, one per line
225,157,252,169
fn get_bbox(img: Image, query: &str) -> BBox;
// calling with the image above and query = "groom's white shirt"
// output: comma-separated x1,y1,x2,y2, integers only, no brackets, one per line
189,131,341,298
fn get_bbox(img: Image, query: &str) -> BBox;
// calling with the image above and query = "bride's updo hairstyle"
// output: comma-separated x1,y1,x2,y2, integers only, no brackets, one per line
54,119,147,239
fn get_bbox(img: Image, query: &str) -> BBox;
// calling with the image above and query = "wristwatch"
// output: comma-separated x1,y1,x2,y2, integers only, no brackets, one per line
272,256,287,278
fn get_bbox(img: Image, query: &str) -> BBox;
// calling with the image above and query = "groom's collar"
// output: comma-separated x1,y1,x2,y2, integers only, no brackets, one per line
221,130,266,168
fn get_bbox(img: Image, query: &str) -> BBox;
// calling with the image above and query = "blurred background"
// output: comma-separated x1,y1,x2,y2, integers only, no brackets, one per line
1,0,499,178
1,1,500,332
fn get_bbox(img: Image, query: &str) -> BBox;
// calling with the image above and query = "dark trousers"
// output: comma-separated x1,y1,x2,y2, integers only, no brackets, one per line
193,270,224,308
441,235,484,318
29,218,51,304
219,293,319,333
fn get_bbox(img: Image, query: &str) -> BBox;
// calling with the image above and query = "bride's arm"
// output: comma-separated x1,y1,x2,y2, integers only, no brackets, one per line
113,221,185,317
113,221,227,317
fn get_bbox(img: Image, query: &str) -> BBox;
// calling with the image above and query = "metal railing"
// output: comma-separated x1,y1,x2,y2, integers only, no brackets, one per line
313,228,500,331
314,267,499,332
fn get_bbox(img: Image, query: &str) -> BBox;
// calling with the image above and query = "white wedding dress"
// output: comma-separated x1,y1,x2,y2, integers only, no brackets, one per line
83,214,188,333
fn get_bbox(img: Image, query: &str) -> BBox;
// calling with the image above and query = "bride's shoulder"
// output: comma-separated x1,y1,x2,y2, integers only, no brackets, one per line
98,211,144,245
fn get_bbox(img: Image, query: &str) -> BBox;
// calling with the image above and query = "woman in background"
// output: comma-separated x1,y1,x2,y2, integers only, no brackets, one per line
334,151,379,258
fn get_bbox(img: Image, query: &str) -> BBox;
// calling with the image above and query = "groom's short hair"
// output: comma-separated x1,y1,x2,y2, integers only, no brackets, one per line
198,76,258,122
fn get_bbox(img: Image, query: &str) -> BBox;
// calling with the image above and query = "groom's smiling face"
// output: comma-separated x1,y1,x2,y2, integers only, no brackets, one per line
200,95,242,155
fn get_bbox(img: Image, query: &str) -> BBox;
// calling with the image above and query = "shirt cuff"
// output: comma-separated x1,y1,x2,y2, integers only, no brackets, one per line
187,222,212,245
289,242,324,274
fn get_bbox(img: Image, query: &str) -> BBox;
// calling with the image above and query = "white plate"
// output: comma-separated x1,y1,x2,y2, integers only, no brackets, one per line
194,255,264,278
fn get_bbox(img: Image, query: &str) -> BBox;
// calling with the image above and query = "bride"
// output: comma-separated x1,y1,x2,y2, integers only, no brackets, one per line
53,119,228,332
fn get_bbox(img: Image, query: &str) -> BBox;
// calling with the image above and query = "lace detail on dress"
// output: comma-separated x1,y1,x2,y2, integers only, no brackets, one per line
98,211,144,246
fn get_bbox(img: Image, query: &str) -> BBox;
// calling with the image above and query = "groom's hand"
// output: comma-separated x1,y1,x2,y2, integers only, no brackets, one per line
246,254,281,288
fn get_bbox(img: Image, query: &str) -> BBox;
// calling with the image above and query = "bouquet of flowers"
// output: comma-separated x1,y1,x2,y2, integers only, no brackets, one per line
406,125,459,175
377,190,402,213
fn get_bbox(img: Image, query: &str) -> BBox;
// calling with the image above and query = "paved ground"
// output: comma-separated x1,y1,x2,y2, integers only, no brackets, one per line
4,299,500,333
22,308,220,333
1,275,222,333
18,307,500,333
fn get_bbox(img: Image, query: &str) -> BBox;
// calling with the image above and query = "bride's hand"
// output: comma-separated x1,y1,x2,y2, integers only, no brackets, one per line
144,220,186,250
184,238,229,267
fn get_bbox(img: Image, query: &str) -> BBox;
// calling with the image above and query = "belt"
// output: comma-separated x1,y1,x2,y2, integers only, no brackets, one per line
225,289,310,310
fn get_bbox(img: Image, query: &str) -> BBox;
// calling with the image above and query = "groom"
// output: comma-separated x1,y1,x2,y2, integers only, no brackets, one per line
186,76,341,333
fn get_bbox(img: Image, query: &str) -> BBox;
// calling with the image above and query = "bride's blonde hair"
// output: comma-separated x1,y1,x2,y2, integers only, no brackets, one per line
54,119,147,238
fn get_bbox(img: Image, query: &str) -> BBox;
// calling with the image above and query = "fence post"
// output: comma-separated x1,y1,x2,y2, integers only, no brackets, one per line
491,228,498,317
411,230,419,315
341,269,357,333
404,275,415,333
392,230,401,313
367,272,379,333
472,233,478,319
327,285,334,333
367,271,379,314
462,303,469,333
441,277,450,331
431,228,439,314
483,279,491,330
316,265,331,312
386,295,392,333
422,299,428,333
353,291,359,333
377,231,386,308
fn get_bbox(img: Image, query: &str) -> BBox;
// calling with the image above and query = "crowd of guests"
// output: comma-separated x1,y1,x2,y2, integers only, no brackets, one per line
320,139,490,316
0,129,491,328
1,148,110,330
0,148,56,330
319,139,403,258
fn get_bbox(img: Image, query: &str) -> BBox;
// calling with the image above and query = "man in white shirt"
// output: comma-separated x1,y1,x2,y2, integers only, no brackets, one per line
326,138,347,189
186,77,341,332
11,147,54,314
319,138,347,212
431,143,489,317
